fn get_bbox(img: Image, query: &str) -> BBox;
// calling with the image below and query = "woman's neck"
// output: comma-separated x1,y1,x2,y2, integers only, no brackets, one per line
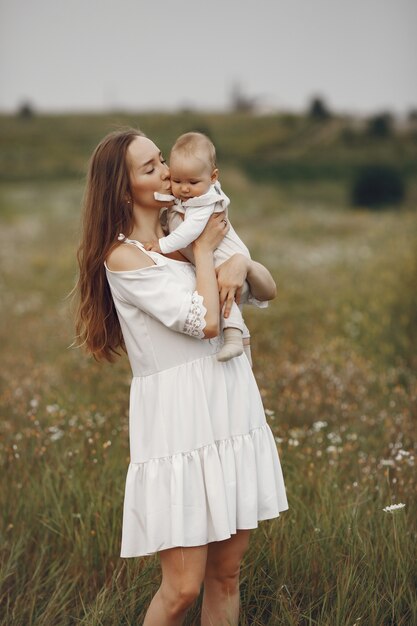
128,205,165,244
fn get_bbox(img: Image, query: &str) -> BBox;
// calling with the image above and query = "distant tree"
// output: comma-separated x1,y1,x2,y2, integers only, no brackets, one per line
230,82,257,113
407,109,417,138
367,112,393,137
351,164,405,209
308,96,331,121
407,108,417,123
178,103,195,115
17,100,35,120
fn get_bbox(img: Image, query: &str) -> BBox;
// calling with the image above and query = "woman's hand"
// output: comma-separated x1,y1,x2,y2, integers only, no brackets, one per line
193,211,229,254
216,254,250,318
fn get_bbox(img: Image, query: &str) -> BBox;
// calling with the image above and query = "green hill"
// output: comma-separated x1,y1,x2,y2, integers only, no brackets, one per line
1,111,416,183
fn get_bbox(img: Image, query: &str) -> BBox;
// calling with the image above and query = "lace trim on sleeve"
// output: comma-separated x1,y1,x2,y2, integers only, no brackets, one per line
183,291,207,339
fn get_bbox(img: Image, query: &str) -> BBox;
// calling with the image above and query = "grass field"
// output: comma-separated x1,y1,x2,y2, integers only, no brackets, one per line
0,114,416,625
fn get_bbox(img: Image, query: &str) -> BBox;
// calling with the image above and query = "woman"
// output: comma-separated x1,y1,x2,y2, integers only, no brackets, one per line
75,128,288,625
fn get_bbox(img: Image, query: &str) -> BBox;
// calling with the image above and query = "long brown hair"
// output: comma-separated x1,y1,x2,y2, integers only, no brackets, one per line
74,128,144,362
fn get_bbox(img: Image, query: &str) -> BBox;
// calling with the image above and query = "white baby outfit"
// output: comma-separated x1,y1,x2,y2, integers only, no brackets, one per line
105,239,289,558
155,181,249,262
156,181,251,333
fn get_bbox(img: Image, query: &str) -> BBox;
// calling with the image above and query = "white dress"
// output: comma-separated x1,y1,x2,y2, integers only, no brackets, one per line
104,238,289,558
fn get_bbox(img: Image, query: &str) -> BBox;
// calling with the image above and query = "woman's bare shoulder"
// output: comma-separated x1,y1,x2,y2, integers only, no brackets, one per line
106,243,155,271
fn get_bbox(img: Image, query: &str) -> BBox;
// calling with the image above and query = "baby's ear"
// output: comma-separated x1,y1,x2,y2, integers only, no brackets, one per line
211,168,219,183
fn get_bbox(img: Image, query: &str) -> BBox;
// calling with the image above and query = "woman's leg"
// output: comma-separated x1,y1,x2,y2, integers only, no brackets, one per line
201,529,251,626
143,544,208,626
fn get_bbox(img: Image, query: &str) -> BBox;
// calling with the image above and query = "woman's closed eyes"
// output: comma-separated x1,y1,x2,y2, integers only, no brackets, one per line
146,157,167,175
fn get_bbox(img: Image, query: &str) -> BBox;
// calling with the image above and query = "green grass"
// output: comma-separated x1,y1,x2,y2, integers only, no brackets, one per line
1,120,416,624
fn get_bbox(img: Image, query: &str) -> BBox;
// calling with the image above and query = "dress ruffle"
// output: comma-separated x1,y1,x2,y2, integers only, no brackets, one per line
120,422,288,557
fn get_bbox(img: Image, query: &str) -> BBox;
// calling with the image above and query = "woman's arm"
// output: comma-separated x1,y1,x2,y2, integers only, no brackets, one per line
193,212,230,338
216,254,277,318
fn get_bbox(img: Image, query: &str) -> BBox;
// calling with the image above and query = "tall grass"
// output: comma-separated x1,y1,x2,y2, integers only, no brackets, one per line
0,134,416,623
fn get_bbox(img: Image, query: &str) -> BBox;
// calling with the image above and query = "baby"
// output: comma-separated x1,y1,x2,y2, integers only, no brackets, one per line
148,132,259,363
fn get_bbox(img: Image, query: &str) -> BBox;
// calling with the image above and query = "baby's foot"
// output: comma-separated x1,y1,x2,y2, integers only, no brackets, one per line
217,344,244,362
217,327,243,362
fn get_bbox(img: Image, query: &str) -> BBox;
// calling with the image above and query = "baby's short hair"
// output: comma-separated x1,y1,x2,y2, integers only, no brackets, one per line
170,132,216,170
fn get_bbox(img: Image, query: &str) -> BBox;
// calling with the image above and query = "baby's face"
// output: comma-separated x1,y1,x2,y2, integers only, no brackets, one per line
169,153,216,201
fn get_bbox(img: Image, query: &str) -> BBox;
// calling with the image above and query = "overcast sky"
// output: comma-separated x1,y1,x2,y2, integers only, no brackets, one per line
1,0,416,115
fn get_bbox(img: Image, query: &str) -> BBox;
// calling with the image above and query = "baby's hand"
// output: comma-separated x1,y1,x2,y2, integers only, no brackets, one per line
145,240,162,253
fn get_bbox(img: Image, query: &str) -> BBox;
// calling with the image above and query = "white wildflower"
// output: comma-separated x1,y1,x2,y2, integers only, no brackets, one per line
380,459,395,467
94,412,106,426
382,503,405,513
346,433,358,441
48,426,64,441
312,420,328,432
327,432,342,444
289,428,305,439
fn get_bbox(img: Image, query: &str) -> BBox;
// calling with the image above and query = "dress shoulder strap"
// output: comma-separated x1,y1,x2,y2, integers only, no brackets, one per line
117,233,157,264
